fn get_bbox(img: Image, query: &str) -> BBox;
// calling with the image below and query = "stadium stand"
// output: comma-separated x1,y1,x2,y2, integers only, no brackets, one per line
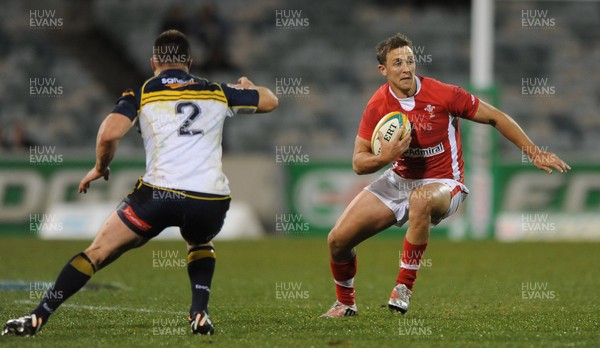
1,0,598,160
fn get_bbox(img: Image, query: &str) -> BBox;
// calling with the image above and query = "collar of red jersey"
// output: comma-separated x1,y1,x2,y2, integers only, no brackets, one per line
388,76,422,101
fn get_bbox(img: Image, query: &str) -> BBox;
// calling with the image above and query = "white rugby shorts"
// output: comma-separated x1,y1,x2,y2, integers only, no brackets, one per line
365,169,469,227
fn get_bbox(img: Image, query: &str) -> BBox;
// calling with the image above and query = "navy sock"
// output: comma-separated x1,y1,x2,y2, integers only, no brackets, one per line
187,246,216,316
32,252,96,321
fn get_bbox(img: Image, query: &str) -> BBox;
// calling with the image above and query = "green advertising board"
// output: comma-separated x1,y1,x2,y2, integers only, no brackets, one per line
0,156,145,236
1,156,598,240
493,163,600,241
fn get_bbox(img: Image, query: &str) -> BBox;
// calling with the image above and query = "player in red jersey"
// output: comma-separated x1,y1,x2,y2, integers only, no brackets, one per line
321,33,570,318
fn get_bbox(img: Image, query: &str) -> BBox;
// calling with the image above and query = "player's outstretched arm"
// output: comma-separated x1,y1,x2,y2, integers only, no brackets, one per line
228,76,278,113
352,129,411,175
471,100,571,174
79,113,132,193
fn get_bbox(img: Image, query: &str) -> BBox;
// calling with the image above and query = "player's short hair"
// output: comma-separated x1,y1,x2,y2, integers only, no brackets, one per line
153,30,191,65
376,33,413,65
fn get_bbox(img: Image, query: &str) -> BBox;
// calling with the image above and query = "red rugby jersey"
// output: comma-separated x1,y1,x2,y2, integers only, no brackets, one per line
358,76,479,183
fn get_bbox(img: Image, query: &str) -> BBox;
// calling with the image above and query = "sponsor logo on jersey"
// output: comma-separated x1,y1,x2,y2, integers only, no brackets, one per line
404,143,444,158
162,77,199,89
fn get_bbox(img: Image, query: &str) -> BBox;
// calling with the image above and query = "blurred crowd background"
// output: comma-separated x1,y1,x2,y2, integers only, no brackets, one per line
0,0,598,162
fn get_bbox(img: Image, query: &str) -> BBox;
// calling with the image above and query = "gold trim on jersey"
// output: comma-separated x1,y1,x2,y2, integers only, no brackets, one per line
138,178,231,201
231,105,258,109
141,90,227,107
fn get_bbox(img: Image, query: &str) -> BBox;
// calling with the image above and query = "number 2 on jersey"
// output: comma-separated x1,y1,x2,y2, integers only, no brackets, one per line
176,102,204,136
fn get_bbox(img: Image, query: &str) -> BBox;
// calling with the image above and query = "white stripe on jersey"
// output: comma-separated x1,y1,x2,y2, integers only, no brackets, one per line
447,115,461,181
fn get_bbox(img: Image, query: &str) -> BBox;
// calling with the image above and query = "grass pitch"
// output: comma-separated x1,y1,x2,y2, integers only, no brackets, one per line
0,237,598,347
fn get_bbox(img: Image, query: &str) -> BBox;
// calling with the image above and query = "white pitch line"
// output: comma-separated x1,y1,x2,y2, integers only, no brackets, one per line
14,300,187,316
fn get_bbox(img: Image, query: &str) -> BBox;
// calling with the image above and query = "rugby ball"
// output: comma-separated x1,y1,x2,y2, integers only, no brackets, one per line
370,111,411,155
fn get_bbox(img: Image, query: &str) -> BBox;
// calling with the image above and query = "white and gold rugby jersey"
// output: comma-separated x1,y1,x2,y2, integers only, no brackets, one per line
112,69,259,195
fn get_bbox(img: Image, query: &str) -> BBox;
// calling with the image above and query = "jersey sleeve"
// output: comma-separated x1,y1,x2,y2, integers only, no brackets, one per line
447,85,479,119
220,84,259,115
112,88,140,121
357,102,381,141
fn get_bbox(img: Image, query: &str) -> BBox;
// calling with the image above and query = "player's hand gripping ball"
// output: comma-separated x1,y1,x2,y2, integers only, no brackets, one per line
370,111,411,155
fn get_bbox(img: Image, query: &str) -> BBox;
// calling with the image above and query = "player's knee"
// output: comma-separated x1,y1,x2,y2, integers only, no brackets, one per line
409,188,434,216
327,229,347,257
327,230,338,252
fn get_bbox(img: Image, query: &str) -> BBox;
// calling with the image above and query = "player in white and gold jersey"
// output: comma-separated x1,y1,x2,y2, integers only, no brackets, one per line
3,30,278,337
